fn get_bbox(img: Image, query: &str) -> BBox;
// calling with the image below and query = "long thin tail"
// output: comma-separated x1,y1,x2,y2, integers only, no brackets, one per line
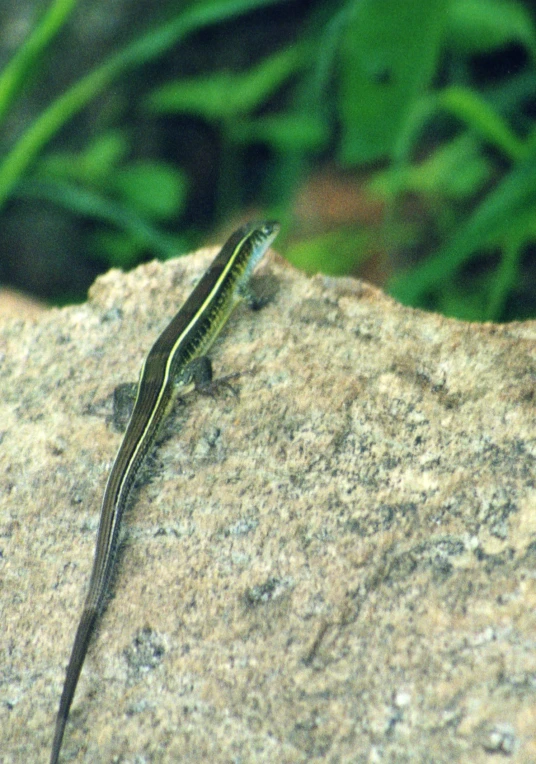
50,607,98,764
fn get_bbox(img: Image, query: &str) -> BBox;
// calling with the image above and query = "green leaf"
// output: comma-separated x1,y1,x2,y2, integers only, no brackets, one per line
37,130,129,185
486,206,536,320
0,0,78,124
78,131,130,182
285,228,375,276
438,86,526,161
338,0,449,165
146,43,309,122
388,155,536,307
113,161,187,220
92,230,146,269
0,0,284,213
445,0,536,59
369,134,491,200
15,177,181,259
233,113,328,152
436,279,491,322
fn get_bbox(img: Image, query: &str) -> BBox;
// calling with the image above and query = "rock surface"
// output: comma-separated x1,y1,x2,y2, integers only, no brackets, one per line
1,245,535,763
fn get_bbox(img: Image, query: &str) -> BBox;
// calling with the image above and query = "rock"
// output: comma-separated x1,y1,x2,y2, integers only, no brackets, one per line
1,245,535,762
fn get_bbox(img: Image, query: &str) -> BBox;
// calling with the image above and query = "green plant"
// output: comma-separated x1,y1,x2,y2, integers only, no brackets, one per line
331,0,536,321
1,0,535,322
0,0,285,274
269,0,535,321
145,39,324,219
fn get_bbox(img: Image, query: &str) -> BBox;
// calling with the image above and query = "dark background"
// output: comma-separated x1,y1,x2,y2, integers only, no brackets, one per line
0,0,535,321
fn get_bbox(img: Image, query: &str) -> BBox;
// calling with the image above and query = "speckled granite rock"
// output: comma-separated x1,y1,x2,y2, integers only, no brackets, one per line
1,245,535,763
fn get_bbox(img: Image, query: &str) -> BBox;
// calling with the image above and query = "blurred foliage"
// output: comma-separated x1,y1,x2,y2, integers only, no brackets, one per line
0,0,535,321
32,131,188,266
338,0,448,165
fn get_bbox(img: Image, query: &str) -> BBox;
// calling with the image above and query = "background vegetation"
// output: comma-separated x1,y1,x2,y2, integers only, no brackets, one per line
0,0,535,321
